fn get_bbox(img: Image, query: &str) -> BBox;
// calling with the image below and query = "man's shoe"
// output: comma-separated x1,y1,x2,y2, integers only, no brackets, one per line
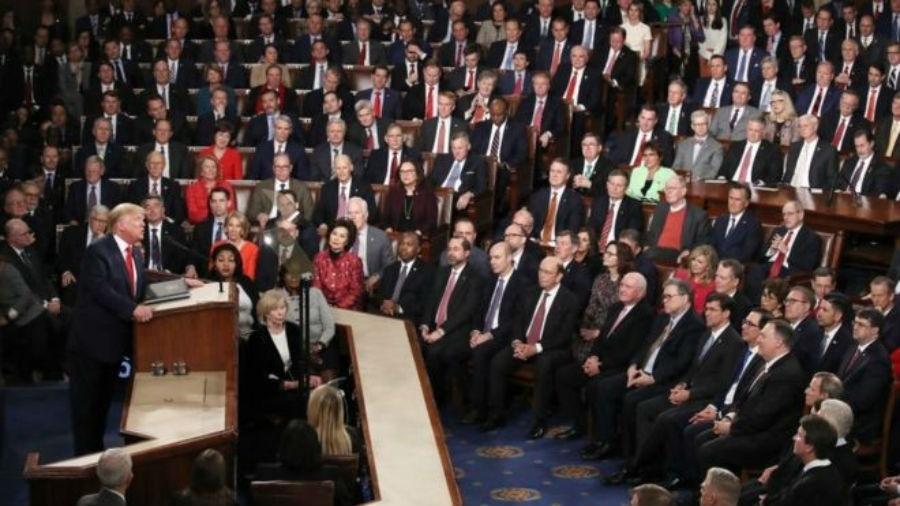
581,442,612,460
526,423,545,440
554,428,583,441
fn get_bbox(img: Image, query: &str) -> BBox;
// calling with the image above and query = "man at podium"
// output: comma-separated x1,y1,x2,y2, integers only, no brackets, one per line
68,203,154,456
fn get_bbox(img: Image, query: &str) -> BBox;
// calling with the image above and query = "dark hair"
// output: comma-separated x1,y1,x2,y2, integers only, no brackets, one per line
857,307,886,331
761,277,789,303
210,242,245,279
189,449,229,495
209,186,231,202
748,307,773,329
608,240,636,274
823,292,852,321
799,414,837,459
718,258,745,283
706,292,735,314
278,420,322,473
329,218,357,252
214,120,234,136
767,318,795,348
813,266,836,281
852,128,875,143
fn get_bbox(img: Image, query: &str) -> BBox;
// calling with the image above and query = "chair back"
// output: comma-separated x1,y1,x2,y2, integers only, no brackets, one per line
251,480,335,506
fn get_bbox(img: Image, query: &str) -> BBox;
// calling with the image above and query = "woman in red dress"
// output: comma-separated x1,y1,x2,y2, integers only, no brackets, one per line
185,156,237,224
672,245,719,313
197,121,243,180
312,218,365,310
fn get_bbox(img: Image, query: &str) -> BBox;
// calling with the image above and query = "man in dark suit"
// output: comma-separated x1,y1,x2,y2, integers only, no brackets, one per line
836,129,894,196
134,119,191,180
514,71,565,148
782,115,839,189
191,188,231,276
717,118,783,186
68,203,152,455
125,151,185,225
657,80,696,138
356,65,403,121
207,41,248,88
804,9,842,65
522,0,555,48
417,236,484,405
194,89,240,146
795,64,841,117
568,0,606,51
691,56,733,108
309,119,364,181
242,89,304,148
779,286,825,375
528,159,583,243
818,90,872,153
133,96,190,145
709,183,763,263
486,19,532,70
465,242,531,425
365,124,421,186
56,207,109,306
714,260,753,329
244,14,288,62
75,448,132,506
83,91,135,147
555,272,655,440
429,133,488,210
75,117,128,178
552,45,600,147
769,415,847,503
346,101,390,152
416,92,468,154
874,92,900,160
341,19,387,65
725,27,766,83
534,18,572,74
291,14,340,63
34,146,66,226
571,132,615,197
644,175,711,263
156,39,199,91
470,98,528,210
759,200,823,282
856,63,893,124
586,279,706,459
482,256,579,438
588,169,643,246
376,232,436,323
2,56,53,113
100,38,142,88
245,66,300,117
497,53,534,96
503,213,544,283
312,154,377,231
607,106,676,166
814,292,854,375
139,60,192,115
65,156,124,224
436,21,474,68
248,115,309,180
389,47,425,94
401,60,444,121
84,62,137,116
139,195,192,275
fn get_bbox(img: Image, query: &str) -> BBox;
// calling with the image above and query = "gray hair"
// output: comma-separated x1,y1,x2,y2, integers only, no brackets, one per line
347,196,369,217
690,109,710,124
274,114,293,130
89,205,110,218
96,448,132,489
326,117,347,131
817,398,854,439
703,467,740,505
354,100,373,114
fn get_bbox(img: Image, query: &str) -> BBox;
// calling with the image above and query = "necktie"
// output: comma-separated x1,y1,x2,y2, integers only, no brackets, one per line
532,99,545,128
726,216,736,237
709,82,719,107
24,68,33,107
150,228,161,270
526,292,550,344
169,61,177,83
483,277,506,331
332,148,339,167
279,245,290,266
316,64,325,89
425,85,435,119
392,263,409,300
550,41,563,75
124,245,136,297
795,60,802,79
767,36,774,55
151,181,159,195
737,144,753,182
888,122,900,155
632,134,649,166
88,184,98,213
541,19,549,37
489,126,501,158
541,192,558,242
818,32,826,61
811,87,824,116
584,162,594,179
435,269,458,327
365,127,374,150
768,230,793,278
513,73,524,95
891,68,899,89
502,44,515,70
666,109,678,135
599,203,615,246
276,142,284,155
729,108,741,130
446,160,463,189
455,43,464,67
736,51,747,81
761,83,773,111
603,50,617,75
839,347,863,377
865,89,878,122
584,21,594,49
607,306,629,334
358,42,367,65
436,120,448,153
116,60,127,83
564,70,579,102
373,91,382,118
214,221,223,241
698,332,717,362
390,151,400,183
465,69,475,90
44,173,54,197
338,186,348,217
730,0,744,37
831,118,847,148
268,115,275,140
20,250,32,269
644,320,674,371
848,159,865,191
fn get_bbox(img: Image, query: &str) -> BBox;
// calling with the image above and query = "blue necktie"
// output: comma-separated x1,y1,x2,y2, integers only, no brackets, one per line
483,278,506,331
737,51,747,81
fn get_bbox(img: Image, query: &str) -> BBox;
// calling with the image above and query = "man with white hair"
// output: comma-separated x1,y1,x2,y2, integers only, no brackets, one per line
347,197,395,293
347,100,389,152
782,114,838,189
248,114,309,181
76,448,133,505
700,467,741,506
672,110,724,181
310,118,364,181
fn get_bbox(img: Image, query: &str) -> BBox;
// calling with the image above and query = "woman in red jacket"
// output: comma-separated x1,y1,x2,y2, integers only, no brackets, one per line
185,156,237,224
211,211,259,280
312,218,365,310
196,121,243,180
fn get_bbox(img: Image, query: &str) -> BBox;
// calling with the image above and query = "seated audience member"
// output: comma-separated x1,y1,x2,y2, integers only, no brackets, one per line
782,114,839,189
347,100,389,154
196,120,243,180
249,114,309,181
242,88,303,148
465,242,531,425
75,117,127,178
429,132,488,212
196,66,237,118
858,63,892,124
436,217,490,280
254,420,353,506
246,153,314,229
501,225,540,284
281,266,335,373
212,213,259,283
418,236,484,404
528,159,583,243
171,449,235,506
308,91,352,148
763,90,801,147
835,129,893,196
210,243,258,340
257,215,315,289
795,61,840,118
571,133,615,197
868,276,900,355
470,96,528,173
140,196,194,276
814,293,853,374
302,66,356,120
384,161,438,236
768,415,847,505
718,117,783,186
759,278,789,320
658,80,695,138
626,143,676,203
643,175,711,263
65,156,123,224
57,205,109,305
376,232,436,323
443,43,483,92
553,230,594,310
82,90,134,146
629,484,674,506
185,157,237,226
246,64,298,116
514,71,565,157
312,218,365,310
692,55,731,108
618,229,659,304
312,155,378,235
608,105,675,167
402,60,445,121
759,200,823,283
820,90,870,154
838,308,892,445
84,62,136,116
692,319,806,480
76,448,132,506
356,65,402,121
456,70,498,126
195,88,240,147
308,385,362,456
714,260,752,329
709,183,763,263
709,82,760,141
673,245,719,314
134,95,190,146
346,197,395,293
481,256,578,438
365,123,421,186
672,110,724,182
126,151,185,224
699,468,741,506
588,170,644,248
416,92,467,156
134,118,192,179
778,285,824,375
753,57,789,113
310,118,364,182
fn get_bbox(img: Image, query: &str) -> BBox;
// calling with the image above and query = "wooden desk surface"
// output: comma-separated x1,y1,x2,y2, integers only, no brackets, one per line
332,309,461,506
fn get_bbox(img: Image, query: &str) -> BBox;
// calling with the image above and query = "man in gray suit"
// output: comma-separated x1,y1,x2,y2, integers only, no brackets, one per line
673,110,724,181
341,19,387,65
309,118,365,181
644,175,711,263
246,153,315,228
709,82,761,141
347,197,395,293
76,449,131,506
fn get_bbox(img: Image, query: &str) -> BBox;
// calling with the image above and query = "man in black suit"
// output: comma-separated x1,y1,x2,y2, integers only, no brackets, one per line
429,132,488,211
805,8,842,65
555,230,594,309
586,279,706,459
2,55,53,113
245,65,300,117
714,260,753,329
857,63,893,124
376,232,435,323
528,159,584,244
57,206,109,305
346,101,389,152
534,18,572,74
814,292,854,375
134,119,191,180
555,272,655,440
522,0,555,48
571,132,615,197
197,18,244,63
242,89,304,148
588,169,643,247
819,90,871,153
312,154,377,232
771,415,847,503
551,45,600,147
781,285,825,376
759,200,823,281
133,96,190,145
83,90,135,147
444,46,486,95
503,214,543,283
139,60,192,116
140,195,193,276
75,117,128,179
608,105,676,167
243,13,288,63
643,175,711,263
610,293,744,483
427,0,474,45
417,236,484,405
514,72,565,159
194,89,240,146
436,21,473,68
752,57,791,112
68,203,152,455
657,80,695,137
465,242,531,425
691,55,733,108
207,40,248,88
365,123,420,186
569,0,606,52
486,19,532,70
291,13,340,63
709,183,763,263
482,256,579,438
155,38,199,92
125,151,185,225
835,129,894,196
401,60,445,121
693,319,807,479
191,188,231,276
356,65,403,121
838,308,893,444
84,62,137,116
717,118,783,186
99,39,141,89
248,115,309,180
65,156,123,224
593,27,639,134
309,119,364,181
470,97,527,209
35,146,67,224
416,91,468,155
782,114,839,189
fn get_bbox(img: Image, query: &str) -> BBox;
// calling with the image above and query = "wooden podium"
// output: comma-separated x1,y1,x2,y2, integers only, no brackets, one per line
24,283,238,506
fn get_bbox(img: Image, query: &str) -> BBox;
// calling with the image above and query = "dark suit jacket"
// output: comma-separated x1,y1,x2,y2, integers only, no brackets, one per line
81,114,135,146
511,284,579,353
292,33,341,63
817,323,853,375
311,177,378,226
838,340,893,443
0,243,56,301
245,84,300,116
571,156,615,197
645,202,711,254
787,315,826,375
527,187,584,240
134,141,192,180
346,118,390,150
194,111,240,146
818,113,871,154
562,259,593,311
377,258,436,324
429,155,488,196
730,353,806,449
243,35,289,63
68,234,146,364
513,94,565,138
341,39,387,65
126,177,185,224
416,116,468,153
717,139,783,186
356,87,403,121
568,19,608,52
656,102,695,137
138,84,192,115
420,263,484,339
56,224,91,277
65,179,123,223
761,224,823,278
587,195,643,240
389,60,425,93
141,220,190,273
249,139,309,181
242,113,305,147
632,311,706,386
608,127,675,166
477,270,530,344
682,326,744,401
364,146,421,185
710,210,763,263
835,156,893,196
589,44,639,91
402,82,446,120
782,139,839,189
550,64,600,112
244,322,306,401
436,40,472,68
485,40,533,69
534,38,572,72
804,29,842,65
725,47,765,83
498,70,534,96
690,78,734,107
470,120,528,168
309,143,364,182
133,112,190,145
74,143,128,178
855,83,893,123
590,302,656,377
83,83,137,116
780,56,816,84
75,488,127,506
794,84,840,118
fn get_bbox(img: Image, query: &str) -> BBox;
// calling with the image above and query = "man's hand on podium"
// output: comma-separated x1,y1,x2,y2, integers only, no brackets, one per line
184,278,205,288
133,305,153,322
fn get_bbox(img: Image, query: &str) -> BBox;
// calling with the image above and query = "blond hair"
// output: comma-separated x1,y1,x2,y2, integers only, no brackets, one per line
256,289,288,323
108,203,144,232
308,385,352,456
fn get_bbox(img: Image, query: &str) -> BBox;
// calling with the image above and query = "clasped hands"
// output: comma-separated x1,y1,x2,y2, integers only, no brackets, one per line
626,364,655,388
511,339,537,360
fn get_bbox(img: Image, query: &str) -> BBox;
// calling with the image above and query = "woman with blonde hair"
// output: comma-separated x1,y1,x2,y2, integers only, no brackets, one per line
763,90,801,147
308,385,360,456
672,245,719,313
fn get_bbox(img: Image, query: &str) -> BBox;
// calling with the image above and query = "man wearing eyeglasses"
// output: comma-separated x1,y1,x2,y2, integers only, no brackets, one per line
748,200,822,299
783,286,825,375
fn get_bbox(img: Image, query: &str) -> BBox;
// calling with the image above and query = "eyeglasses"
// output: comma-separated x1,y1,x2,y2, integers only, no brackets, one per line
853,320,873,328
784,297,808,305
742,319,759,328
504,233,524,238
661,293,682,301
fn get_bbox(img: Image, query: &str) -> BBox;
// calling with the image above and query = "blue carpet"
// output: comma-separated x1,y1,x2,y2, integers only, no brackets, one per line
442,409,630,505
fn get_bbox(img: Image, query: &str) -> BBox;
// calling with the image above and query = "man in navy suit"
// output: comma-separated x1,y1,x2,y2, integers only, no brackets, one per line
157,39,199,90
818,90,872,153
607,106,676,167
470,98,528,208
66,156,124,224
75,117,127,178
794,62,840,117
551,45,601,152
209,41,248,88
486,19,532,70
522,0,555,48
291,13,340,63
804,8,842,65
514,72,565,159
249,115,309,180
569,0,606,51
756,200,823,284
429,133,488,211
194,89,240,146
527,159,584,243
312,154,378,231
365,124,421,185
691,55,733,108
782,114,839,189
535,18,572,75
497,51,534,96
125,151,185,225
436,20,473,67
242,89,304,148
387,19,431,66
588,170,644,246
725,26,765,83
814,292,854,375
82,91,135,147
356,65,402,121
836,129,894,196
376,232,436,323
68,203,152,455
709,183,763,263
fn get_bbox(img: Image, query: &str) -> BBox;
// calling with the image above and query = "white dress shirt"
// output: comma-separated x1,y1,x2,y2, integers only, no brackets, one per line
790,138,818,188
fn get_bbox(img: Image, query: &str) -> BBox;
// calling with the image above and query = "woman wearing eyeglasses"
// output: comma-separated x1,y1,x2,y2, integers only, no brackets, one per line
626,143,676,202
763,90,801,147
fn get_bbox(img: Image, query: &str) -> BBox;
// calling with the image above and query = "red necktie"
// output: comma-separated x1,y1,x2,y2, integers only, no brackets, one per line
24,69,34,107
124,245,136,297
550,42,562,75
564,69,579,102
513,73,524,95
532,99,545,128
455,43,464,66
365,127,374,150
436,120,447,153
599,203,615,246
768,230,793,278
631,134,649,166
541,192,558,243
811,87,824,116
526,293,550,344
465,69,475,90
831,118,847,148
358,42,367,65
737,144,753,182
435,270,458,327
865,88,878,122
373,91,383,118
425,85,435,119
390,151,400,183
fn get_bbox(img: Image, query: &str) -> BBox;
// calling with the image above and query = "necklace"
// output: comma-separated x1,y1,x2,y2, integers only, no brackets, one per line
402,194,414,219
